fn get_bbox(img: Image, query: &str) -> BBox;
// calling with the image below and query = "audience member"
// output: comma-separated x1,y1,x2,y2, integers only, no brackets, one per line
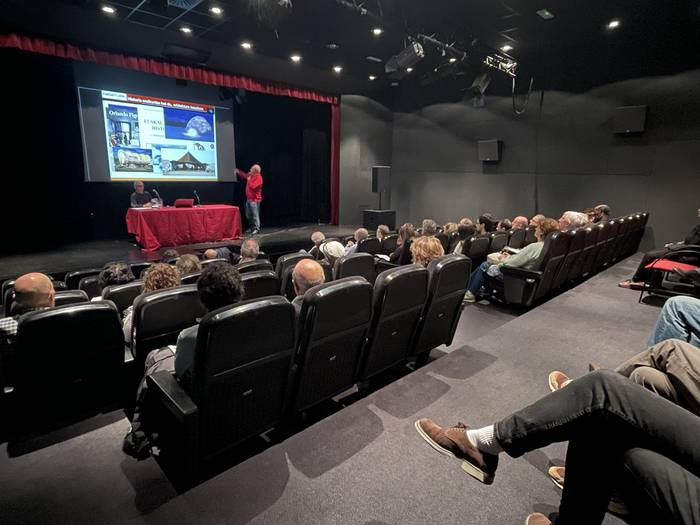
291,259,326,316
421,219,438,237
620,207,700,289
465,218,559,302
124,262,243,459
459,217,474,226
410,236,444,267
415,370,700,525
176,254,202,276
390,223,416,263
0,273,55,348
239,238,260,263
529,214,545,227
344,228,369,256
646,295,700,347
512,216,529,229
583,207,596,224
452,224,477,255
94,263,135,300
477,214,498,234
161,249,180,261
321,240,345,269
376,224,391,241
308,231,326,259
203,247,236,263
497,218,512,232
443,222,458,235
558,211,588,231
592,204,611,223
123,263,181,346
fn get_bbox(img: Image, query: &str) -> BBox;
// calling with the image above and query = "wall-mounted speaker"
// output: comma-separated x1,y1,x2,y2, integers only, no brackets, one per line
371,166,391,193
613,105,647,134
478,140,500,162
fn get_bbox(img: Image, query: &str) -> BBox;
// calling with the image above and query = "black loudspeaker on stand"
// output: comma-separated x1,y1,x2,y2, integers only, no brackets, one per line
364,166,396,230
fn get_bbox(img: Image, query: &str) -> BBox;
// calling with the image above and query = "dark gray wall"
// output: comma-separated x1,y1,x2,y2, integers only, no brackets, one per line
339,95,393,225
340,70,700,246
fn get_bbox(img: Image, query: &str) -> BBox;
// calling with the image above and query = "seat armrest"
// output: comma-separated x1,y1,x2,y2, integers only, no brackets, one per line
375,260,398,273
499,266,543,280
147,371,198,423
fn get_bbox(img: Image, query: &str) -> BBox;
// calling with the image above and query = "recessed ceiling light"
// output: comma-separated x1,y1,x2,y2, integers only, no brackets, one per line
449,57,457,63
501,44,513,52
241,41,253,50
607,19,620,29
390,82,399,87
406,67,413,73
366,56,383,63
536,8,554,20
210,6,223,15
290,54,302,63
326,43,339,50
372,27,383,36
368,75,376,80
180,26,192,34
101,5,115,14
333,65,343,73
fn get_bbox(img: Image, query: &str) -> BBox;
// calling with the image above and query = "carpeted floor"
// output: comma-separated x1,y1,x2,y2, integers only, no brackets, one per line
0,254,663,525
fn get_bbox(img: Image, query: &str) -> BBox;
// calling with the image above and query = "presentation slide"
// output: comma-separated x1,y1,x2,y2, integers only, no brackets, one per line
101,91,218,181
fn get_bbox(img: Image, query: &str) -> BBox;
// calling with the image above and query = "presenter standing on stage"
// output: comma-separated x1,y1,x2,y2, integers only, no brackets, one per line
235,164,264,235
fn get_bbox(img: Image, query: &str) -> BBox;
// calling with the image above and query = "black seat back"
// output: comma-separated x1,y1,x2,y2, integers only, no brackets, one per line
319,260,333,283
398,238,414,265
522,226,537,247
191,297,296,459
236,260,274,274
280,266,296,300
78,275,102,300
181,272,201,285
466,235,490,263
410,255,471,358
381,234,398,255
360,265,428,381
580,224,603,276
53,290,90,308
241,270,279,300
65,268,102,290
294,277,372,411
435,233,450,253
357,237,381,255
507,228,526,249
201,258,229,267
488,232,508,253
102,280,143,315
552,229,585,291
610,217,630,262
275,253,313,282
129,262,152,279
132,285,208,368
593,221,616,271
15,302,123,407
534,232,572,299
334,253,376,283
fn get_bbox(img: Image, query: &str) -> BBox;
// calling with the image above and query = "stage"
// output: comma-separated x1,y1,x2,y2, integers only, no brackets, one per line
0,224,357,281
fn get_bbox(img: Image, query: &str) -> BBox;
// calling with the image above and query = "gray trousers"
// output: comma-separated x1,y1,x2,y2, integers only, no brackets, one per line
615,338,700,417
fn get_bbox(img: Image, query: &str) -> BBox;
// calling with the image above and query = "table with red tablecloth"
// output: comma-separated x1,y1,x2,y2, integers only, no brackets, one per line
126,205,242,251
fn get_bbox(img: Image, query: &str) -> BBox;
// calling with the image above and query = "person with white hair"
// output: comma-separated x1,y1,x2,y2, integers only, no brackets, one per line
321,240,345,269
344,228,369,256
421,219,438,236
291,259,326,317
558,211,588,231
235,164,264,234
309,231,326,259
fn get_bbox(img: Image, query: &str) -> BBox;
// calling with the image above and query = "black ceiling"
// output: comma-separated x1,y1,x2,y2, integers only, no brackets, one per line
3,0,700,103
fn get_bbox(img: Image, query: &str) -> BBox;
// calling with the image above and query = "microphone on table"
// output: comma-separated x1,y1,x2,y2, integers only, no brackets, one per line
194,189,201,206
152,188,163,206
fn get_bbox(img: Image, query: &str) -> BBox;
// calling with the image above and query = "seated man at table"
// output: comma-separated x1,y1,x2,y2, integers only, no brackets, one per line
130,181,155,208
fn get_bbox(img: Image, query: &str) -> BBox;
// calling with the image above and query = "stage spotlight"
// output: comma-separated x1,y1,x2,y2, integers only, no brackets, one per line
210,6,223,15
244,0,293,30
101,5,116,14
406,67,413,73
241,41,253,50
368,75,376,80
385,41,424,77
468,72,491,107
449,57,457,63
501,44,513,52
333,65,343,73
372,27,383,36
290,54,301,63
607,19,620,29
180,26,192,34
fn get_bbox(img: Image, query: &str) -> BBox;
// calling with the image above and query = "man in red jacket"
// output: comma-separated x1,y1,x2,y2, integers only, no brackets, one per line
235,164,264,234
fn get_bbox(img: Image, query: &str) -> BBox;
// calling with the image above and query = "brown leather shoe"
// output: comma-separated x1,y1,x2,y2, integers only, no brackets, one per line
525,513,551,525
548,371,572,392
414,418,498,484
548,465,565,489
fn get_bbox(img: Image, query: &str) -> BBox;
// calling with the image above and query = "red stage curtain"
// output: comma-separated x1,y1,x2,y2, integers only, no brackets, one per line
0,32,342,224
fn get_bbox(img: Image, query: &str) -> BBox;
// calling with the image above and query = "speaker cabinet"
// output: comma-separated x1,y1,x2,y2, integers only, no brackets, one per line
371,166,391,193
478,140,500,162
363,210,396,231
614,105,647,134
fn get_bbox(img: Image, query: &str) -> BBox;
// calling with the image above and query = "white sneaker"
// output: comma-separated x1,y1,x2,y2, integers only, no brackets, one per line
463,291,476,303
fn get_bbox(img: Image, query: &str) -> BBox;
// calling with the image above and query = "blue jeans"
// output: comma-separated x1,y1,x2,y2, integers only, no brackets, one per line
648,296,700,347
245,200,260,231
468,261,502,295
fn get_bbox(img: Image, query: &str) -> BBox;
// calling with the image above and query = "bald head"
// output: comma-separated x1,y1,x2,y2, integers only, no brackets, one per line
13,273,55,312
512,216,528,229
292,259,325,297
203,249,218,260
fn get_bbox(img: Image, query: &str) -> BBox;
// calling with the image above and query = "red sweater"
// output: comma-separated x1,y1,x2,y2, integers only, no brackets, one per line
236,169,263,202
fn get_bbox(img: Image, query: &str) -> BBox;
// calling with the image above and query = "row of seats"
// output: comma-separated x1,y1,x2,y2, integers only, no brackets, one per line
145,254,470,479
494,212,649,306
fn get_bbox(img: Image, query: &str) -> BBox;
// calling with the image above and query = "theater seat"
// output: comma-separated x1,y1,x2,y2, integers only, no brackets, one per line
465,235,490,265
408,255,471,364
180,273,201,285
357,237,381,255
507,228,526,249
436,233,450,253
293,277,372,411
488,232,508,253
358,265,428,381
13,302,124,419
279,266,297,300
131,285,207,370
275,253,312,282
201,258,229,267
146,296,296,481
65,268,102,290
552,229,586,291
381,234,398,255
78,275,102,300
102,280,144,315
579,224,602,278
334,253,376,283
129,262,152,278
241,270,279,300
236,260,273,274
319,260,333,283
53,289,90,307
522,226,537,247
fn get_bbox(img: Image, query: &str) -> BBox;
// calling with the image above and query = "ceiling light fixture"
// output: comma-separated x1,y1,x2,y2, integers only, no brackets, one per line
180,26,192,34
101,5,116,14
501,44,513,52
210,6,223,15
372,27,383,36
607,19,620,29
290,54,302,63
536,8,554,20
406,67,413,73
241,41,253,50
368,75,376,80
449,57,457,63
385,41,424,76
333,65,343,73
